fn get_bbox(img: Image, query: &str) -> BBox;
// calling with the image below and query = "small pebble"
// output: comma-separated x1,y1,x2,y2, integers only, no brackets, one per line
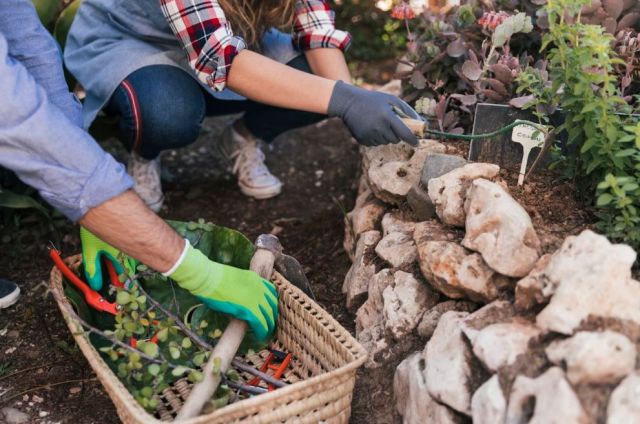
32,395,43,403
69,387,81,394
39,411,49,417
5,347,16,355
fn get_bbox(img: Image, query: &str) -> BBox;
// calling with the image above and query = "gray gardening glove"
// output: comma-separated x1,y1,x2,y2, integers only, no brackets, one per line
328,81,420,146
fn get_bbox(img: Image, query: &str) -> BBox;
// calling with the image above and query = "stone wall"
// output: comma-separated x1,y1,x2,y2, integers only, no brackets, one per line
343,141,640,423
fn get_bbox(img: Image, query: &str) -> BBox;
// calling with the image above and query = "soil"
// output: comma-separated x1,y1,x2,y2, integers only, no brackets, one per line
0,103,596,424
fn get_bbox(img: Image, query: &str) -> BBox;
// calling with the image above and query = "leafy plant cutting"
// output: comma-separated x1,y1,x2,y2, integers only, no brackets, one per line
50,219,283,412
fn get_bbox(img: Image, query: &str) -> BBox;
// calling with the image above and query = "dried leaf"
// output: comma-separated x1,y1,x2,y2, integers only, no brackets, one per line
603,0,624,20
443,111,459,129
462,60,482,81
435,97,447,131
485,78,509,96
450,93,478,106
410,71,427,90
479,89,506,102
489,64,513,85
582,0,602,15
603,16,618,34
509,95,536,109
446,39,467,58
617,13,640,31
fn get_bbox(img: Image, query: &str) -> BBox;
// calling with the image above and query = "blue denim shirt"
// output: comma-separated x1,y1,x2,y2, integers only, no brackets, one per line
0,0,133,221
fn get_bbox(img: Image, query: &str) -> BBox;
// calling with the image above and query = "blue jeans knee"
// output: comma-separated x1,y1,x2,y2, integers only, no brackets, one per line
105,65,206,159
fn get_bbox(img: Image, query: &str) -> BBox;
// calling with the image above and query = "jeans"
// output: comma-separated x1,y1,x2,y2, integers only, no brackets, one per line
104,56,325,159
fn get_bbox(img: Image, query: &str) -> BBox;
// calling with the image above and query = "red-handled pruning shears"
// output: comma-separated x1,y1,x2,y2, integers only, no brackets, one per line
49,247,159,346
49,247,123,316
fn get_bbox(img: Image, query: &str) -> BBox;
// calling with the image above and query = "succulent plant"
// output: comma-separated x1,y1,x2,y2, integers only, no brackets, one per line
581,0,640,34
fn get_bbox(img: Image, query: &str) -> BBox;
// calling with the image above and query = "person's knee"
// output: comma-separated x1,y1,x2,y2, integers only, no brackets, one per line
110,66,205,155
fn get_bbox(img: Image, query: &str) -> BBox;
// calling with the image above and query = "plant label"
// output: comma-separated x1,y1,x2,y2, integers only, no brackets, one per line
511,124,546,186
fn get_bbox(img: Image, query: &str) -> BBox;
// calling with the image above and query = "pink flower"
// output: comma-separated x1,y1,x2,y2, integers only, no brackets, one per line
391,3,415,20
478,11,510,31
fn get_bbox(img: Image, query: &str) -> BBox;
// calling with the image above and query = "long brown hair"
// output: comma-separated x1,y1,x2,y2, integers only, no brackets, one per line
219,0,297,47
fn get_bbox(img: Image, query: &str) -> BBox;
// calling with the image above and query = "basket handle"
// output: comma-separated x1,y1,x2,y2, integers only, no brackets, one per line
176,235,282,420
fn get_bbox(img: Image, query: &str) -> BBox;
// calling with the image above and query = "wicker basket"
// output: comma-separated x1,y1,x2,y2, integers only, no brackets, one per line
50,255,367,423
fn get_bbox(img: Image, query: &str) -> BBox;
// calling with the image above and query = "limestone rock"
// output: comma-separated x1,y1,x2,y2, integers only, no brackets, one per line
407,184,434,221
343,186,386,261
607,372,640,423
394,352,466,424
417,241,507,303
462,179,541,277
356,270,417,368
471,375,506,424
427,163,500,226
381,211,416,236
514,254,553,310
383,271,439,340
413,220,463,246
343,230,381,312
506,367,589,424
364,142,445,205
375,232,417,269
0,408,29,424
546,331,636,385
425,311,473,415
460,300,516,342
417,300,477,338
535,230,640,335
408,153,467,220
471,321,542,371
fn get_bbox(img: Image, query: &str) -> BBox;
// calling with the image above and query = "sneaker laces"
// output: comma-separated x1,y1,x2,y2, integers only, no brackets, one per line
131,156,161,185
230,143,273,182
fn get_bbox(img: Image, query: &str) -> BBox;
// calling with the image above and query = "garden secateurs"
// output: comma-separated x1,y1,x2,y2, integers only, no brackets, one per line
48,246,124,315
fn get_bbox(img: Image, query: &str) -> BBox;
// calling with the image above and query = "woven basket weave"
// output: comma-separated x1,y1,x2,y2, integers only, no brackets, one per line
50,255,367,423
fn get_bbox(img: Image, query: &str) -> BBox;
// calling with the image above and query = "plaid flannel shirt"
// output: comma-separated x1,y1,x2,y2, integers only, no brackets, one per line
160,0,351,91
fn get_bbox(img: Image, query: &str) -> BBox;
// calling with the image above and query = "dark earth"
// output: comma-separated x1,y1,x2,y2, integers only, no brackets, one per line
0,96,596,423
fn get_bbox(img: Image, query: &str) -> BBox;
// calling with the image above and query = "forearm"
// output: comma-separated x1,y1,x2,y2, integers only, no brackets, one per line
0,34,132,221
304,48,351,83
79,191,185,273
227,50,336,114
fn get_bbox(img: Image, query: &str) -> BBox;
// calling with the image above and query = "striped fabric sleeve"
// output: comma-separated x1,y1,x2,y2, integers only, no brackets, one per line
292,0,351,51
159,0,246,91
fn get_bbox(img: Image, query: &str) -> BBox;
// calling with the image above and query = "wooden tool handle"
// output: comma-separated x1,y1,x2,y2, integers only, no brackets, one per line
176,242,278,420
401,117,426,138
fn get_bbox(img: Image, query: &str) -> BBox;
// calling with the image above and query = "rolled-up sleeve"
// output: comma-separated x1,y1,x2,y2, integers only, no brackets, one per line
0,34,133,221
292,0,351,51
0,0,83,127
160,0,246,92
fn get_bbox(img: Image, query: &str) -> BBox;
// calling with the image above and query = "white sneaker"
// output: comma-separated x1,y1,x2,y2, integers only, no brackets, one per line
128,153,164,212
218,126,282,199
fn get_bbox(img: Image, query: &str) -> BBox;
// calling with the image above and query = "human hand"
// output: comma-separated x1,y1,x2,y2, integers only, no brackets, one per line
80,227,137,290
169,242,278,342
328,80,421,146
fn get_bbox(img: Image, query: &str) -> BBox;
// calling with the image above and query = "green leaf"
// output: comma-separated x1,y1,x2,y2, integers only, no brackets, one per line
116,291,131,305
148,364,161,376
141,342,158,358
169,346,181,360
597,193,614,206
171,366,188,377
0,189,50,217
181,337,192,349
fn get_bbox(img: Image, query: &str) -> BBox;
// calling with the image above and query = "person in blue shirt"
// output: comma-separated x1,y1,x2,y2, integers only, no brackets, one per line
0,0,279,341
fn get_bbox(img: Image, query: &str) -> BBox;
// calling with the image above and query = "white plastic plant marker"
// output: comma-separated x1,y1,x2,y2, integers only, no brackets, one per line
512,124,546,186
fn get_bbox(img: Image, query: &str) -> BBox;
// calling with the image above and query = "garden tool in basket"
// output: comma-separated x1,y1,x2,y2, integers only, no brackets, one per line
49,246,124,315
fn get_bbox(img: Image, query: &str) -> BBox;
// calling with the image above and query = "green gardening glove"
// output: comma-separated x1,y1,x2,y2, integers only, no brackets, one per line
80,227,138,290
169,241,278,342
